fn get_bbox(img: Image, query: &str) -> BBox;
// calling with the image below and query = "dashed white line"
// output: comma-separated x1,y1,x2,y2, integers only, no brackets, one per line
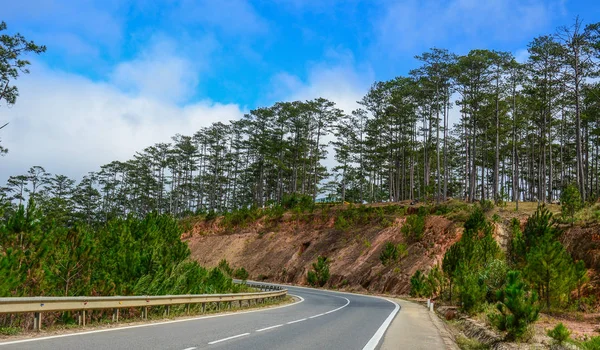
182,347,197,350
256,324,284,332
0,295,304,347
286,318,307,324
208,333,250,345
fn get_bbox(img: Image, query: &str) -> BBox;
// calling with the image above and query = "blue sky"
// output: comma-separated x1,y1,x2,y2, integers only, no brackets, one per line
1,0,599,181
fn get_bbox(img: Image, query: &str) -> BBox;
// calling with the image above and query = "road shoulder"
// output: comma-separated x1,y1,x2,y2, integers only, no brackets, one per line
380,298,459,350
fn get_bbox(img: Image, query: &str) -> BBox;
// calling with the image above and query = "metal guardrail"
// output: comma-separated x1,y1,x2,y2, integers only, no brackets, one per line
0,286,287,331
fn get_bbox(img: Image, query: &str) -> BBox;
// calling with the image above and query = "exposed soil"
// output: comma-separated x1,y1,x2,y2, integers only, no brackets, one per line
186,210,460,295
184,202,600,341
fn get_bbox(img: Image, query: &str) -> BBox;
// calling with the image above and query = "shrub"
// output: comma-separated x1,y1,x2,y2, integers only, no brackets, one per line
457,269,487,313
307,256,330,287
480,199,494,213
579,336,600,350
282,193,313,211
233,267,249,281
561,183,582,226
218,259,233,276
489,271,540,341
547,323,570,345
401,214,426,241
410,270,429,297
334,215,351,230
205,210,218,221
379,242,407,266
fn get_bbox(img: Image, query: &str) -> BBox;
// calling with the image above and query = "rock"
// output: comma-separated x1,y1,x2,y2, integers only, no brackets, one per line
444,309,457,320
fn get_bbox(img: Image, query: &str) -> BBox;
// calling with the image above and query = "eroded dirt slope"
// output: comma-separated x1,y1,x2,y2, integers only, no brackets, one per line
185,209,460,295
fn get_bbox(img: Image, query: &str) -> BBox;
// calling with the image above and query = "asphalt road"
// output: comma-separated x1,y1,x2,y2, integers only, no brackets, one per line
0,283,399,350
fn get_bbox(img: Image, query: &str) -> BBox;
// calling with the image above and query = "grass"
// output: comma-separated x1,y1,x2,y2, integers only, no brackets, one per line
455,334,490,350
0,327,20,336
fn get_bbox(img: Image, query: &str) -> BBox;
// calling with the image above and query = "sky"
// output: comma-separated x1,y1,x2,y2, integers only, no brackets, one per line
0,0,598,183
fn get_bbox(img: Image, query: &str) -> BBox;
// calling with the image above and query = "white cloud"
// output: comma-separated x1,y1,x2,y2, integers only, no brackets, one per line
373,0,559,56
0,64,243,183
270,51,373,114
111,39,201,104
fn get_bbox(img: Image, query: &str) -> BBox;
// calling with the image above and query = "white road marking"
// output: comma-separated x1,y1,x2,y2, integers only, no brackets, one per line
182,347,197,350
361,298,400,350
286,318,307,324
253,296,350,333
0,295,304,347
256,324,283,332
208,333,250,345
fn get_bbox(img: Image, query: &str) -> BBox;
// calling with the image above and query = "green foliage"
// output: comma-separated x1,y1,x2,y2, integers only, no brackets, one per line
508,218,525,267
479,200,494,213
218,259,234,277
456,268,487,313
401,213,426,241
547,323,570,344
281,193,314,211
517,206,577,309
334,205,388,231
222,207,263,228
379,242,407,265
233,267,249,281
307,256,330,287
561,183,582,225
0,327,20,336
579,336,600,350
442,209,502,312
1,20,46,156
410,270,429,297
0,202,240,297
489,271,540,341
524,235,576,309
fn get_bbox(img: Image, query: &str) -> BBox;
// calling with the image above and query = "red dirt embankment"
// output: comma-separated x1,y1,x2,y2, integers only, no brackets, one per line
184,210,460,295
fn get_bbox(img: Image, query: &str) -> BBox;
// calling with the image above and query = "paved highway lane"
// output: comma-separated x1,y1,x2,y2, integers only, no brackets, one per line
0,284,399,350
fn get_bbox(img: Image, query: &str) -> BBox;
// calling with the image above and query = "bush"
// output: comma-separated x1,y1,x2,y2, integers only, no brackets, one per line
489,271,540,341
218,259,233,276
547,323,570,344
480,199,494,213
282,193,313,211
579,336,600,350
561,183,582,226
410,270,429,297
307,256,330,287
401,214,426,241
233,267,249,281
379,242,408,266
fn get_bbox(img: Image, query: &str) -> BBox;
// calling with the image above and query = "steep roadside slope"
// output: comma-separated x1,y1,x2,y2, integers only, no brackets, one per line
185,207,460,295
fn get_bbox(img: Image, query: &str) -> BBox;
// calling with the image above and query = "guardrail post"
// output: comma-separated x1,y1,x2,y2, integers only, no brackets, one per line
186,303,190,315
33,312,41,331
166,305,170,317
82,310,86,326
142,306,148,320
217,302,220,311
201,303,205,313
112,308,119,322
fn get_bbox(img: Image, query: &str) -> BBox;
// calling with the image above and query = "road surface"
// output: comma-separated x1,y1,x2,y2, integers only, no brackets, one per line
0,283,399,350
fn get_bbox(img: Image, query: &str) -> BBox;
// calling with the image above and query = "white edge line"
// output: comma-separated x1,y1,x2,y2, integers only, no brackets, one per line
207,332,250,345
0,295,305,347
256,324,283,332
361,297,400,350
182,347,197,350
286,318,307,324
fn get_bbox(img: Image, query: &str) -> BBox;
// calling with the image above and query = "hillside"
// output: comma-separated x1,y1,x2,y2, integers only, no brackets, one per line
183,201,599,298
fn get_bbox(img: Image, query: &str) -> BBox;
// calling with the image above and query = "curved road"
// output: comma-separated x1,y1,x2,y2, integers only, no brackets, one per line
0,284,398,350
